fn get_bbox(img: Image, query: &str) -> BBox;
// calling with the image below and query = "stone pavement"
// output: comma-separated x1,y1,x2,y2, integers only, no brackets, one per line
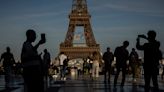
0,74,164,92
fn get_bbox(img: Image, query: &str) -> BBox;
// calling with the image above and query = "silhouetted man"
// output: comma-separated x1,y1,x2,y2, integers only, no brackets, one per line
21,29,45,92
136,30,162,92
114,41,129,88
0,47,15,88
103,47,114,83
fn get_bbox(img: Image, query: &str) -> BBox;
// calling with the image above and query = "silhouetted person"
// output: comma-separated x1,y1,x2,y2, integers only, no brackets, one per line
83,58,88,75
63,57,69,80
103,47,114,83
0,47,15,88
83,56,92,76
59,52,67,80
114,41,129,88
136,30,162,92
88,56,93,77
129,48,139,82
21,29,45,92
43,49,51,89
91,51,101,80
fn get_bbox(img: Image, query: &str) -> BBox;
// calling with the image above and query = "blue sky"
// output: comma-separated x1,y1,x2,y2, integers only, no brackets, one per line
0,0,164,61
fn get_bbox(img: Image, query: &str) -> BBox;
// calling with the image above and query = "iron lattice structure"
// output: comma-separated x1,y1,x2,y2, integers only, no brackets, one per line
60,0,100,59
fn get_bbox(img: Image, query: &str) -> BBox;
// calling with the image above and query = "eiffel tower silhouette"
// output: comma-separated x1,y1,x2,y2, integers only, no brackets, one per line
60,0,100,59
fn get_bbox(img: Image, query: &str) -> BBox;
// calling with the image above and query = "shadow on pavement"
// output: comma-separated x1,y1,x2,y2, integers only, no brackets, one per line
0,87,19,92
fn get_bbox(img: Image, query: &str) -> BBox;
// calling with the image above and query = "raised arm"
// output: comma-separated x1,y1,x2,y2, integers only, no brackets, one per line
136,37,144,50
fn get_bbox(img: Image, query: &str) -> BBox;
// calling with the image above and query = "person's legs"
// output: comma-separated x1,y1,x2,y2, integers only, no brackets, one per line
63,66,67,80
114,67,120,87
60,65,64,80
4,67,11,88
34,66,44,92
23,67,34,92
134,65,138,78
131,66,135,79
108,65,111,83
133,65,138,82
152,74,159,91
144,73,151,92
92,65,95,79
121,67,126,87
95,65,99,78
23,66,44,92
44,67,49,90
104,67,107,82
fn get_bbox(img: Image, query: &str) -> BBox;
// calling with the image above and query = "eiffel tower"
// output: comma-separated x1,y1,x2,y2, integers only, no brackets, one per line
60,0,100,59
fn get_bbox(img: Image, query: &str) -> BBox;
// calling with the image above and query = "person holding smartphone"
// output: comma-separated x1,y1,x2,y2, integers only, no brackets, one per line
21,29,46,92
136,30,162,92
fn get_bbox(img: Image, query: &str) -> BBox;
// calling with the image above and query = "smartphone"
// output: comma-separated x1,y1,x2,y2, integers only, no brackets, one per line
41,33,46,43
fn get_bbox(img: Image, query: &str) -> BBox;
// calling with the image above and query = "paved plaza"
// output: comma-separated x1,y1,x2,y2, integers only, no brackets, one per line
0,74,164,92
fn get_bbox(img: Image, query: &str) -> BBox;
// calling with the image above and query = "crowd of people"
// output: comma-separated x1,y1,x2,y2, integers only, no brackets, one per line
0,29,163,92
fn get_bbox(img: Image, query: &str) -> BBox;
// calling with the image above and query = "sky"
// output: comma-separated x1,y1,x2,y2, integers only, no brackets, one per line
0,0,164,61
